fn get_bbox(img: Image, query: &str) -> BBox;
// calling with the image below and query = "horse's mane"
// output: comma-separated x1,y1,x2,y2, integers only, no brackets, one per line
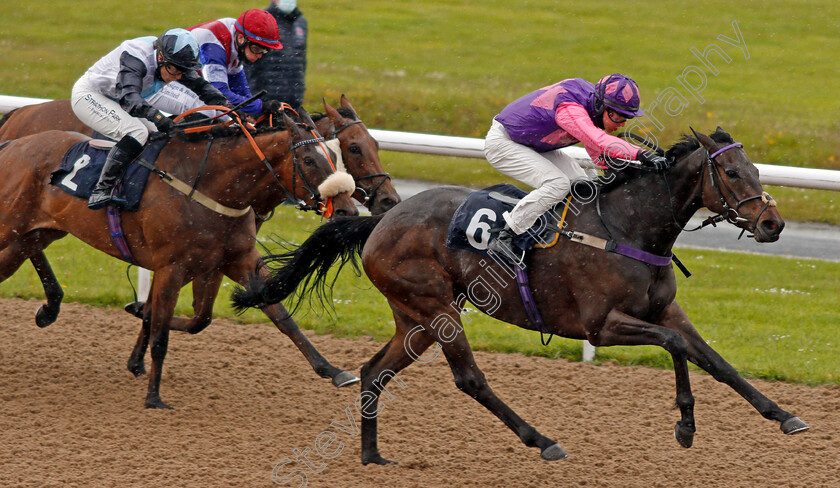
174,109,309,143
597,127,735,194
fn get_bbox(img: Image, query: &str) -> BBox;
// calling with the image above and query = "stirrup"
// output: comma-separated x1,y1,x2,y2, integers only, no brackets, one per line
487,228,526,268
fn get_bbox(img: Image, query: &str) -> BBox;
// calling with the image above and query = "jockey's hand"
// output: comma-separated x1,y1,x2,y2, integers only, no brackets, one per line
148,110,174,133
262,99,284,116
637,150,670,173
225,105,249,124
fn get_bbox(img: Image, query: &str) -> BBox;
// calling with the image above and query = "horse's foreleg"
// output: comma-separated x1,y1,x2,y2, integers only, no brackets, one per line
226,253,359,388
126,270,225,376
659,301,808,434
591,309,697,447
259,301,359,387
144,267,182,409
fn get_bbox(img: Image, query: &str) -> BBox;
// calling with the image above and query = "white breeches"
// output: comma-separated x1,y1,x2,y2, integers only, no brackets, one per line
484,119,588,235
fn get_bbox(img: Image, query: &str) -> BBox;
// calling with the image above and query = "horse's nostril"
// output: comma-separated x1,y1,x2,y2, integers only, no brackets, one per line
761,219,784,235
381,198,397,209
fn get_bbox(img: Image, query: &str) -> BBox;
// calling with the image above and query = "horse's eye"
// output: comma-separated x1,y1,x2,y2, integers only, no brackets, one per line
725,169,739,178
303,157,316,167
348,144,362,155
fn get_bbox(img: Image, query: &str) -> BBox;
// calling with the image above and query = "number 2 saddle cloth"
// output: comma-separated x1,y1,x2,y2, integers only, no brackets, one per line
49,138,168,212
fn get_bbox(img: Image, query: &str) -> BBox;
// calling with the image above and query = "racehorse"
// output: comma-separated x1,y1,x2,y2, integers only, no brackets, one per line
232,127,809,463
0,96,401,376
122,96,402,378
0,95,400,214
0,109,360,409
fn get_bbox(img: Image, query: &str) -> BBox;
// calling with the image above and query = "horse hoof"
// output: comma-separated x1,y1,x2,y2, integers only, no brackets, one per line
332,371,361,388
127,360,147,378
540,443,569,461
124,301,145,319
674,422,695,448
145,395,174,410
35,305,58,328
361,454,397,465
781,417,809,435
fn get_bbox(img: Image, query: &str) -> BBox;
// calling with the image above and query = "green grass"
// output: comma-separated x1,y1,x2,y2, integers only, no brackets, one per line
1,0,839,223
2,207,837,386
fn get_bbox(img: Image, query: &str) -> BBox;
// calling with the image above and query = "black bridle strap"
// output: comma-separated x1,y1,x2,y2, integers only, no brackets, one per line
330,119,392,204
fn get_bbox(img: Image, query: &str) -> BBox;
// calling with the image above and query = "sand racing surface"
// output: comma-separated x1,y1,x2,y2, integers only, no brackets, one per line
0,297,838,487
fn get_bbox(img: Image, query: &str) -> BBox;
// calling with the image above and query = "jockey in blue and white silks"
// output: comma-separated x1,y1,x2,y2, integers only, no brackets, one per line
71,28,230,209
190,9,283,116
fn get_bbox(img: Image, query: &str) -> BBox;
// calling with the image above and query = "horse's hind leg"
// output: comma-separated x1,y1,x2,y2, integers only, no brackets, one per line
391,302,565,461
30,252,63,327
659,301,808,435
0,229,67,327
359,308,437,465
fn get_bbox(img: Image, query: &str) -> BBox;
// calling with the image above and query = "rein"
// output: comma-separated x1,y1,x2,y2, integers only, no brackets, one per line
165,104,340,219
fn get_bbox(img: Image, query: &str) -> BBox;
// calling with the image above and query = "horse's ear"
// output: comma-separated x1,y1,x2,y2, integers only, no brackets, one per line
283,111,303,139
298,106,318,131
339,94,358,116
690,126,715,151
323,98,342,124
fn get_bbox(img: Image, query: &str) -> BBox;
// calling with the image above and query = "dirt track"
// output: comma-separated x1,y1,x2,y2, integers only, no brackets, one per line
1,297,838,487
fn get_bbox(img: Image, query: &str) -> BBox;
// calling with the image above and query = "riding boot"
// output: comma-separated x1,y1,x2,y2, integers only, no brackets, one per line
88,135,143,210
487,226,524,266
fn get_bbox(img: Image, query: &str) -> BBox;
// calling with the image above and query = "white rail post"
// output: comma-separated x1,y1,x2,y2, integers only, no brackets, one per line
138,268,151,302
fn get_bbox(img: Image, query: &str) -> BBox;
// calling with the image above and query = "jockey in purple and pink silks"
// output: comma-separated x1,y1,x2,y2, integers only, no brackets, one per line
485,74,668,254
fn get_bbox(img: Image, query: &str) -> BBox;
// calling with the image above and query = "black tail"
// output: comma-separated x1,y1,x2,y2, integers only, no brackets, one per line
231,214,385,313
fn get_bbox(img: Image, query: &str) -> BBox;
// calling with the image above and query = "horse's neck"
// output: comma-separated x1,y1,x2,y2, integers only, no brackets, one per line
594,153,704,255
180,130,292,213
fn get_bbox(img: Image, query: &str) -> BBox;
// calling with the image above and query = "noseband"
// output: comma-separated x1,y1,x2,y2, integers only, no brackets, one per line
331,120,392,205
701,142,776,235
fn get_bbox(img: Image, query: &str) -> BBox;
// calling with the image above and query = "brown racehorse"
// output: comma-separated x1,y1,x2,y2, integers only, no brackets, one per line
123,97,402,377
0,110,359,409
0,96,401,376
0,96,400,214
233,128,809,464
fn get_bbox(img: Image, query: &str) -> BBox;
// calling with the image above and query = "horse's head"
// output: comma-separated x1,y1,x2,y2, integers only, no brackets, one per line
689,127,784,242
282,108,358,218
320,95,401,215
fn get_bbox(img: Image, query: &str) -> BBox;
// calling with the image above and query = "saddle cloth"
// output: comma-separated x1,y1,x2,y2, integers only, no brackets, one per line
446,183,559,257
49,138,168,211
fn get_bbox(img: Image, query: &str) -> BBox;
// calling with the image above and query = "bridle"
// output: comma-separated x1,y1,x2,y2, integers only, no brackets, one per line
681,142,776,237
330,119,392,206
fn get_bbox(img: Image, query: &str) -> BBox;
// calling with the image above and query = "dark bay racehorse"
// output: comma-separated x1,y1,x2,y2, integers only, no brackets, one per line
233,127,809,463
0,111,359,409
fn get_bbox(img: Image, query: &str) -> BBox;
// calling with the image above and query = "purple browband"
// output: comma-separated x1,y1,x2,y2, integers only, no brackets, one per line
709,142,743,160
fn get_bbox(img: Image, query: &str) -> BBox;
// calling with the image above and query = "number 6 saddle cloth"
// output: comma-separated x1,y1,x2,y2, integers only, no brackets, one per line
446,183,560,258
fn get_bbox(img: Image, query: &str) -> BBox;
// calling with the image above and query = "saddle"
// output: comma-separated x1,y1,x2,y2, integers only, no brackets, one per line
446,183,563,260
50,138,169,212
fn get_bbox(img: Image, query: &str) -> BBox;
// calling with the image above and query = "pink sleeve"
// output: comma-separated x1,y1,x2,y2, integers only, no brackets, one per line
555,102,640,162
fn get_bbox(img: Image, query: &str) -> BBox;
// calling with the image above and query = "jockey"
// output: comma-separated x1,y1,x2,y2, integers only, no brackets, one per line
189,9,284,117
71,28,231,210
484,74,669,255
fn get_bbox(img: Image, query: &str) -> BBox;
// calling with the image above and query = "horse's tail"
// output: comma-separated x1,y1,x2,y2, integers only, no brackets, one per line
231,214,385,313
